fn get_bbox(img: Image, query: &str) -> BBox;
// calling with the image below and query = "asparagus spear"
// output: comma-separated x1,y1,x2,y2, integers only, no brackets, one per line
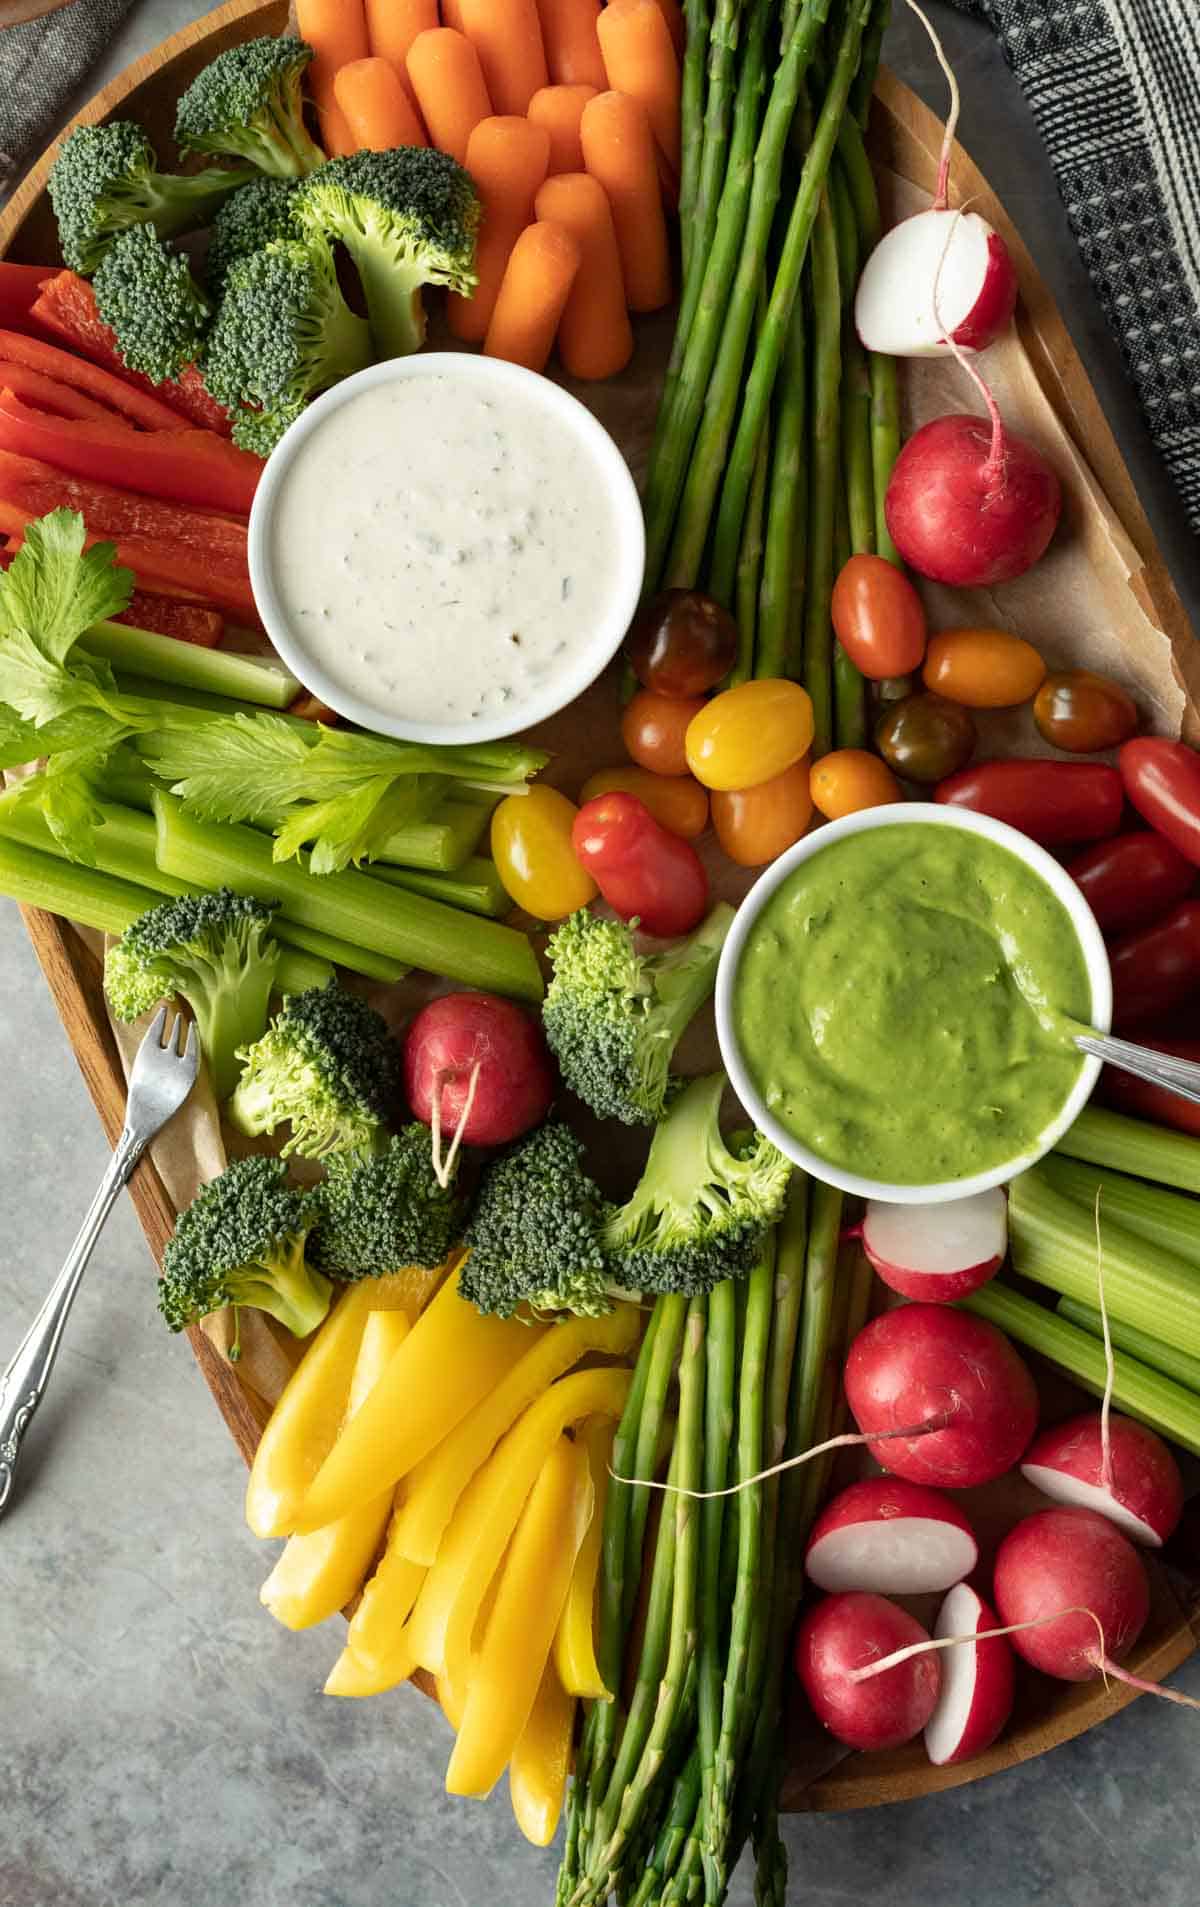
679,0,714,278
801,186,841,757
755,294,808,679
697,1278,737,1859
835,111,902,562
629,1749,703,1907
733,424,771,680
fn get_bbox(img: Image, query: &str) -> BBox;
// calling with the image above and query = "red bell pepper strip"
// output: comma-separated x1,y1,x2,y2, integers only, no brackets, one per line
0,389,261,516
114,591,224,648
29,272,232,437
0,264,57,333
0,328,184,431
0,362,117,422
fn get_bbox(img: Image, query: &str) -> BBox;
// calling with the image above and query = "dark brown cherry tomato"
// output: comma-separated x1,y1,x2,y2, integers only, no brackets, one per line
1120,737,1200,866
621,689,706,777
1033,669,1138,753
1066,832,1194,936
626,588,739,697
572,792,709,937
936,758,1124,845
831,554,928,679
1110,901,1200,1029
1103,1037,1200,1136
875,693,976,783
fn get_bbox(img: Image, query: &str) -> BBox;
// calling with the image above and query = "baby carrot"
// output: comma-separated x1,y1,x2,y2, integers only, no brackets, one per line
650,0,685,60
458,0,548,115
596,0,680,179
448,116,551,342
534,172,632,380
534,0,606,89
364,0,437,100
296,0,370,155
335,58,428,149
527,83,598,174
485,221,581,371
406,27,493,165
580,90,670,311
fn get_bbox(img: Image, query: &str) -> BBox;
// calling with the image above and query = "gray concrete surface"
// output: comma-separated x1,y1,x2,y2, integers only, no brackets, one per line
2,4,1200,1903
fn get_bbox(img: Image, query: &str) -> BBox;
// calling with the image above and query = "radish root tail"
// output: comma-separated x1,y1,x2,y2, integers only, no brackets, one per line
930,204,1007,477
609,1412,954,1500
429,1060,481,1191
846,1607,1108,1683
902,0,961,208
1098,1661,1200,1713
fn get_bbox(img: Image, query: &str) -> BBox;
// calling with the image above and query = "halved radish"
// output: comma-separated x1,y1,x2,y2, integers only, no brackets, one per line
805,1477,978,1595
1021,1411,1184,1549
795,1592,942,1751
923,1582,1015,1766
855,209,1018,358
861,1188,1006,1303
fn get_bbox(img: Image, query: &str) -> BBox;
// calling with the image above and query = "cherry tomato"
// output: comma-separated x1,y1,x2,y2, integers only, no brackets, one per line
572,792,709,936
580,764,709,839
1033,670,1138,752
1067,832,1194,936
1110,901,1200,1030
711,759,813,866
1103,1037,1200,1136
875,693,975,783
922,627,1046,708
810,749,904,820
622,689,706,777
491,785,597,921
685,678,815,791
626,588,739,697
831,554,927,679
1120,737,1200,866
935,758,1124,845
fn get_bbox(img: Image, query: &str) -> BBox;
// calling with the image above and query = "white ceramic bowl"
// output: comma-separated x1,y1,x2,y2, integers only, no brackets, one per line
715,802,1113,1205
247,353,645,745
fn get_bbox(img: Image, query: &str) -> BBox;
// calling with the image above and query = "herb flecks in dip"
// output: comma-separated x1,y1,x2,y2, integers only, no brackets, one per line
270,373,622,726
733,823,1090,1185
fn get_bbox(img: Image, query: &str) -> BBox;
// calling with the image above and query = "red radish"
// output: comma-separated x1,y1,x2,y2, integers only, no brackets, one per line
403,992,555,1154
1021,1411,1184,1549
861,1188,1006,1303
844,1304,1038,1488
795,1593,941,1751
992,1506,1149,1682
805,1477,978,1595
923,1582,1015,1766
856,209,1017,358
885,413,1061,587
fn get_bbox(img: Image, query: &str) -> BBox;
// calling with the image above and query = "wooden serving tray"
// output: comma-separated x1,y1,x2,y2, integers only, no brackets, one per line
3,0,1199,1816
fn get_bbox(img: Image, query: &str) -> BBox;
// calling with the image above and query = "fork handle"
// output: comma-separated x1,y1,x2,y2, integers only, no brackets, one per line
0,1125,144,1519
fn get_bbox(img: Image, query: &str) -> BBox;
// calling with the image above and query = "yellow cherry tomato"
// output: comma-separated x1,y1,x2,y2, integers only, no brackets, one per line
922,627,1047,708
711,759,813,867
810,749,903,820
491,786,597,920
580,765,709,839
684,678,815,791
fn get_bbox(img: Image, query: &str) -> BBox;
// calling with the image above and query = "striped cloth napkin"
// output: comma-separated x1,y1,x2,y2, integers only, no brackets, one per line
0,0,137,194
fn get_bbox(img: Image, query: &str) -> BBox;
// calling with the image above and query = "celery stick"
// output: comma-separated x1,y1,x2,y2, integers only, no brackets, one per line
963,1282,1200,1458
152,791,543,1002
1041,1153,1200,1272
0,834,172,937
1056,1105,1200,1195
1009,1167,1200,1355
114,676,318,723
1057,1299,1200,1396
370,856,510,919
82,623,299,706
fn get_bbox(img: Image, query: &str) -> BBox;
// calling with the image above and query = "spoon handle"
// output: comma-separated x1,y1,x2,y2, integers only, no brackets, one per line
1073,1032,1200,1109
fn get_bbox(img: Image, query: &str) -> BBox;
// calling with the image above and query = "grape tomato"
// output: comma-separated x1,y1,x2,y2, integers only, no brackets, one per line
810,749,903,820
580,765,709,838
875,693,976,783
711,759,813,866
1103,1037,1200,1137
1120,738,1200,867
491,785,597,921
685,678,815,791
1066,832,1194,936
572,791,709,937
830,554,927,679
622,689,705,777
922,627,1046,708
1110,901,1200,1030
935,758,1124,845
626,588,739,697
1033,670,1138,753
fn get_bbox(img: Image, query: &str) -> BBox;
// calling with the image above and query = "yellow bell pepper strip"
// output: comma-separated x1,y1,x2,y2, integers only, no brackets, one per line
509,1659,577,1846
260,1310,411,1631
553,1416,615,1699
392,1303,640,1566
293,1265,547,1534
406,1364,633,1678
323,1647,390,1698
436,1671,464,1732
245,1267,439,1539
341,1539,428,1690
446,1435,592,1797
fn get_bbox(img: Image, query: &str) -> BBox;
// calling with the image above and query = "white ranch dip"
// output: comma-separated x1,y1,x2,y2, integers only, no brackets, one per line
268,372,626,728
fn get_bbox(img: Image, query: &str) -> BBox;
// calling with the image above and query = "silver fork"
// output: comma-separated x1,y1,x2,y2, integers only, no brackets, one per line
0,1006,199,1520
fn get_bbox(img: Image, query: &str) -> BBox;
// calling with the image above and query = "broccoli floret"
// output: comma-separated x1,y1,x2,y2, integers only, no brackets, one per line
461,1119,612,1321
159,1154,329,1343
294,147,479,359
225,982,398,1159
48,120,251,275
104,888,280,1102
602,1072,791,1295
205,176,300,297
312,1125,463,1279
203,235,372,453
91,223,211,382
543,904,735,1126
175,36,326,180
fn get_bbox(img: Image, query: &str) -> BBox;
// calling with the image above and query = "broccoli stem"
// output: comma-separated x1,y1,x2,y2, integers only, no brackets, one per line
237,1234,332,1339
82,622,301,707
187,937,279,1101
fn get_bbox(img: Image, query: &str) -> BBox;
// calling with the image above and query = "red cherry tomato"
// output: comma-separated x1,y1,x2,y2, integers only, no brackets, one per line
935,758,1124,846
831,554,928,679
1110,901,1200,1030
1102,1037,1200,1136
1120,737,1200,867
622,689,706,777
1066,832,1194,936
572,792,709,937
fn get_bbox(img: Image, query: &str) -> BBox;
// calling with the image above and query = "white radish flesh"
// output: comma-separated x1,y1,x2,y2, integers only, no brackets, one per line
795,1592,942,1751
855,209,1018,358
1021,1411,1184,1549
923,1582,1015,1766
805,1477,979,1595
992,1505,1149,1681
862,1188,1006,1303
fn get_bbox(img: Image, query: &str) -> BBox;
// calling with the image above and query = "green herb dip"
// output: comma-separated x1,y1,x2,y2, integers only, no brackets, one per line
732,823,1091,1185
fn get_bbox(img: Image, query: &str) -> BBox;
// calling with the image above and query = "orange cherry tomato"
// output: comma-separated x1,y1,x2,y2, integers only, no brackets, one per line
711,759,813,867
621,689,706,777
580,765,709,839
685,678,815,791
831,554,928,680
491,785,597,921
922,627,1047,708
810,748,903,820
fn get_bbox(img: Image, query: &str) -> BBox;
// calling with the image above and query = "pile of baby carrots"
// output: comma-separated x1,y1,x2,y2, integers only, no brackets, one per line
294,0,685,378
